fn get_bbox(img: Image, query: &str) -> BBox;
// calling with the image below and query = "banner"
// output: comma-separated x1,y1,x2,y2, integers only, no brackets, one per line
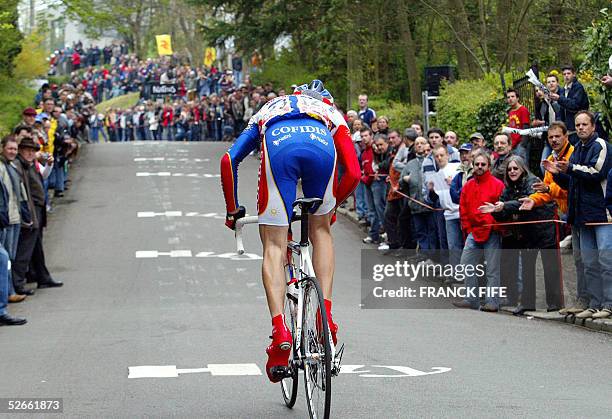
146,83,178,100
204,47,216,67
156,35,173,56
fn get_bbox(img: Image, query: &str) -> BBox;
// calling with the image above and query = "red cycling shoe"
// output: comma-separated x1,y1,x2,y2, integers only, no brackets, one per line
317,299,339,346
265,314,292,383
325,299,338,346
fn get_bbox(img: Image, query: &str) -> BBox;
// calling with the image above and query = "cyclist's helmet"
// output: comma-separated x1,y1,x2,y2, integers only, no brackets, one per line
293,79,334,104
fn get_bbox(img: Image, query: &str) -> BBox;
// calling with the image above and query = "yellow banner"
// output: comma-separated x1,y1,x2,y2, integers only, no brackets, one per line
156,35,173,56
204,47,217,67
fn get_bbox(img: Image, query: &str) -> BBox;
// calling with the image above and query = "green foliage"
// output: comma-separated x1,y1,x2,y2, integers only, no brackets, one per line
250,52,317,92
581,8,612,133
96,92,140,113
13,32,48,80
0,0,23,77
365,98,423,131
0,76,36,137
476,99,507,145
435,75,501,142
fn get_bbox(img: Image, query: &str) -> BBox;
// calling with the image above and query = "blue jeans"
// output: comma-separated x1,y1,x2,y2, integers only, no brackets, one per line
53,165,65,193
460,232,501,308
574,225,612,309
412,212,436,255
90,126,100,143
366,179,387,241
2,224,19,296
355,182,368,219
445,218,463,267
0,244,11,315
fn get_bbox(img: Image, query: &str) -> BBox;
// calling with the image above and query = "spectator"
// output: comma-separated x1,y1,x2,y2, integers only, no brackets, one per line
549,65,590,144
450,143,473,205
551,111,612,319
529,122,573,219
400,137,436,260
453,149,505,312
444,131,459,148
506,88,531,157
533,73,564,172
411,122,424,137
380,130,405,252
426,145,461,272
469,132,487,150
0,136,30,304
491,155,564,315
357,94,376,127
359,127,376,232
491,133,515,180
362,133,390,245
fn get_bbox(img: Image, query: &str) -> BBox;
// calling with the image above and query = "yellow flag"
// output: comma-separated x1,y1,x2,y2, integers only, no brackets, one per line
204,47,217,67
156,35,173,56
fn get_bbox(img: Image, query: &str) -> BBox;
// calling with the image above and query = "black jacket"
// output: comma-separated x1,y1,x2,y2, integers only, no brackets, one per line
554,134,612,226
493,174,558,248
557,79,589,131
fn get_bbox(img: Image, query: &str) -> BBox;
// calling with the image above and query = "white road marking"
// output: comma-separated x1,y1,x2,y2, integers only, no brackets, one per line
137,211,183,217
135,250,193,258
137,211,225,219
133,157,210,162
136,172,220,178
135,250,262,260
128,364,450,379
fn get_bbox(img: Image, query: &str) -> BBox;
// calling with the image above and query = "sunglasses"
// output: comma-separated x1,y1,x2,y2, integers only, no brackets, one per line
474,162,488,167
507,166,520,172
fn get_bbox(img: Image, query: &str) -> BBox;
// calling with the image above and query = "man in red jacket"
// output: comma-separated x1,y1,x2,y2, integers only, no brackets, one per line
454,149,505,312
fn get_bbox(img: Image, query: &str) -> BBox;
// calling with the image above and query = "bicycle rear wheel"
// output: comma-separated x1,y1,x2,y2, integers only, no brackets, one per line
281,292,299,408
302,276,332,419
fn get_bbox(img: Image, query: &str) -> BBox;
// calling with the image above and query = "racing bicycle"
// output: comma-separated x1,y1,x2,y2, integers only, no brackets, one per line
235,197,343,419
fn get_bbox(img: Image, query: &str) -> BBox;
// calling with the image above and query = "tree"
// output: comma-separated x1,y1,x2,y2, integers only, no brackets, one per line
61,0,156,57
0,0,23,77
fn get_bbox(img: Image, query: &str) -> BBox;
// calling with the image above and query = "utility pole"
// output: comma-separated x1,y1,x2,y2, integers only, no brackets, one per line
29,0,35,33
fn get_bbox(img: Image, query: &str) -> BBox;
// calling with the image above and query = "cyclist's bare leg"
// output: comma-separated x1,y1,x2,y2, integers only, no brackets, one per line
309,212,334,299
259,224,289,317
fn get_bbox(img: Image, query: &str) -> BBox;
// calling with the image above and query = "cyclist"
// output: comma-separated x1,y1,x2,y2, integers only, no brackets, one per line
220,80,360,382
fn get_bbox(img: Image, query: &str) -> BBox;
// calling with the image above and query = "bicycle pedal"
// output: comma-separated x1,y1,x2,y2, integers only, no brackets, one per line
332,343,345,376
270,366,292,379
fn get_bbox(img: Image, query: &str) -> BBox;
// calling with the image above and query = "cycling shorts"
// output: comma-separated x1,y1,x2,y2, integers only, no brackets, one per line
257,118,337,226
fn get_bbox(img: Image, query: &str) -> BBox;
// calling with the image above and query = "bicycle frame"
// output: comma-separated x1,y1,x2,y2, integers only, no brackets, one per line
235,215,341,374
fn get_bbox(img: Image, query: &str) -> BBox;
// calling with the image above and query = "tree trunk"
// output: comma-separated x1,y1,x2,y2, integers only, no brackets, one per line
398,3,420,104
448,0,477,78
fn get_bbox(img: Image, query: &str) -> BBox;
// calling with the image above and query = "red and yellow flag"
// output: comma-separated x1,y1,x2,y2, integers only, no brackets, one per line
156,35,173,56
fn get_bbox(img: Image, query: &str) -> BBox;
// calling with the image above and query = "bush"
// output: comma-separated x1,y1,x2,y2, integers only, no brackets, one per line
476,99,507,146
251,52,317,93
367,99,423,131
0,76,35,137
581,8,611,133
13,32,47,80
435,75,502,143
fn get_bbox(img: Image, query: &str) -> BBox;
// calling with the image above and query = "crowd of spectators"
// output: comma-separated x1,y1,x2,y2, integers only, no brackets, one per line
3,40,610,325
348,74,611,319
0,101,71,325
46,41,288,144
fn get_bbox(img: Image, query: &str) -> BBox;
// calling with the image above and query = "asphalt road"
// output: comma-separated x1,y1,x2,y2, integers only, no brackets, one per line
1,141,610,418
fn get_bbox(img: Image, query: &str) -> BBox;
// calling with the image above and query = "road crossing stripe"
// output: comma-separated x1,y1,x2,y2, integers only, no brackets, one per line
136,172,220,178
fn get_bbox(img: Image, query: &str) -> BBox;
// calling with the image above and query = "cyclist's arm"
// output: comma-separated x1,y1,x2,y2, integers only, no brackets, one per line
220,122,259,213
333,124,361,206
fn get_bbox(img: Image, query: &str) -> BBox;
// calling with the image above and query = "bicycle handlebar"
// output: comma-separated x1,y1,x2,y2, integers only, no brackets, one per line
235,215,259,254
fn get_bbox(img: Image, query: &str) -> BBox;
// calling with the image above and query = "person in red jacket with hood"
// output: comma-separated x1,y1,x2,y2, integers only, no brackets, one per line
454,149,505,312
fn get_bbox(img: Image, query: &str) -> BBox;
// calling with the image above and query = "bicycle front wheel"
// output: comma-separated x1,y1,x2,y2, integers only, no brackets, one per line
302,276,332,419
281,292,298,408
